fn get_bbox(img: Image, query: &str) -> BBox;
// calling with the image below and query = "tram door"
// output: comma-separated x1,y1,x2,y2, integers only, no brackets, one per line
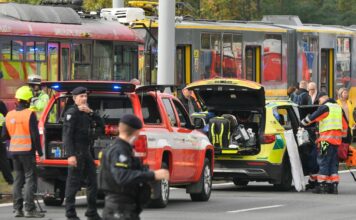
47,43,59,81
176,45,191,85
245,46,261,83
320,49,334,98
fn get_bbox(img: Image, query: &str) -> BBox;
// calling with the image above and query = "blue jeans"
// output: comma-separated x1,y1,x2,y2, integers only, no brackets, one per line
317,143,338,181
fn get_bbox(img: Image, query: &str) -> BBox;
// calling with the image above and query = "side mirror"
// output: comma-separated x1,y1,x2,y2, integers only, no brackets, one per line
193,117,206,129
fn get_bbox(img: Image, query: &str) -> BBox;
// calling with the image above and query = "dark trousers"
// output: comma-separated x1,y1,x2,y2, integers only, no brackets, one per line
317,144,339,183
12,154,37,212
65,154,98,218
102,194,140,220
0,143,13,184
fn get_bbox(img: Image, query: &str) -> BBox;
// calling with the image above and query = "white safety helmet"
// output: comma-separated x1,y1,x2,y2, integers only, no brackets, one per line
28,75,42,85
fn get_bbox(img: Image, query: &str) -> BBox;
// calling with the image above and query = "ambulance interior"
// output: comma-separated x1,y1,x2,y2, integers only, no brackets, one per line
193,110,263,156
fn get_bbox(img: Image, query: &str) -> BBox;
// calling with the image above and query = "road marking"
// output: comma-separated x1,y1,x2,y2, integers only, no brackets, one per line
227,204,284,213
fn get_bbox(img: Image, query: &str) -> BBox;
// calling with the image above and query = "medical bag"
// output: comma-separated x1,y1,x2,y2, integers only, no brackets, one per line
208,116,231,148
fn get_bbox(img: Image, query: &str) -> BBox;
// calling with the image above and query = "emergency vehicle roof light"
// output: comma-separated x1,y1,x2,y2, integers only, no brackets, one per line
42,81,135,93
51,84,60,90
113,85,122,91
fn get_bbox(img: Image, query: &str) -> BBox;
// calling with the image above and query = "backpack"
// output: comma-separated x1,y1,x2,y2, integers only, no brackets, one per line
292,91,309,105
208,117,231,148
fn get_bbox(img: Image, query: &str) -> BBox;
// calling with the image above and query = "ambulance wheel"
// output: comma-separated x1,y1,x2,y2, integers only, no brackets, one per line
274,155,292,191
190,159,212,201
148,163,170,208
232,178,249,187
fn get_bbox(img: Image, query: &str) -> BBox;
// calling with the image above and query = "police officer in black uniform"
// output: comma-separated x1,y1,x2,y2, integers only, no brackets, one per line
99,114,169,220
63,87,103,220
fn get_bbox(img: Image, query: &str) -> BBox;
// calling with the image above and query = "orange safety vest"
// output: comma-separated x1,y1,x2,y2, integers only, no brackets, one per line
5,109,33,152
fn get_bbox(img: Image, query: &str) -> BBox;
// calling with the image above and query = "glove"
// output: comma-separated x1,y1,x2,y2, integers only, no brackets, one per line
301,118,308,126
320,141,329,156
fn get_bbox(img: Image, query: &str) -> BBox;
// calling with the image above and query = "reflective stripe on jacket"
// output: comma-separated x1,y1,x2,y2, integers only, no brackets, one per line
0,112,4,126
30,90,49,119
5,109,33,152
318,103,343,145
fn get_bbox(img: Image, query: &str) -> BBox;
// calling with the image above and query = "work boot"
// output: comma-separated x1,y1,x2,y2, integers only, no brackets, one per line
312,182,327,194
24,209,45,218
14,210,24,217
327,182,338,194
306,180,317,190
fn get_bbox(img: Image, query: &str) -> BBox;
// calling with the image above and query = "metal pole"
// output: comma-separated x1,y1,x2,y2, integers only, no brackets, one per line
112,0,124,8
157,0,176,85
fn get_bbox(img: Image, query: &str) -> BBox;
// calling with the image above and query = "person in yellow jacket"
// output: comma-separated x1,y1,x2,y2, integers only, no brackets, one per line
336,87,355,133
1,86,44,218
28,75,49,120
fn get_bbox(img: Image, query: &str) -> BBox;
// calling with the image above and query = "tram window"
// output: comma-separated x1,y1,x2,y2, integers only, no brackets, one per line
73,43,91,64
113,45,138,81
26,42,35,61
73,43,92,80
336,37,351,89
1,40,11,60
222,33,242,78
201,33,210,50
302,36,318,81
36,42,46,61
263,35,282,82
93,41,113,80
199,32,221,80
12,40,24,60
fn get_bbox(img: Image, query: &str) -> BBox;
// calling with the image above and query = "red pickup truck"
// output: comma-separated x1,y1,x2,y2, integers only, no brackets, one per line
36,81,214,208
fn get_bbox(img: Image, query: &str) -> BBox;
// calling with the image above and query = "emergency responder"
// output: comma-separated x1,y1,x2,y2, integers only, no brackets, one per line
0,100,13,185
63,86,103,220
28,75,49,119
99,114,169,220
181,88,201,115
1,86,44,218
301,92,350,194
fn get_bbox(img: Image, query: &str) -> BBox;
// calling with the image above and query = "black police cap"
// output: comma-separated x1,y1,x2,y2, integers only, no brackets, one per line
120,114,143,130
318,91,328,100
71,86,88,95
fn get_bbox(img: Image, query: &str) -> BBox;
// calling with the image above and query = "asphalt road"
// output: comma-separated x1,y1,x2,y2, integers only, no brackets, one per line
1,170,356,220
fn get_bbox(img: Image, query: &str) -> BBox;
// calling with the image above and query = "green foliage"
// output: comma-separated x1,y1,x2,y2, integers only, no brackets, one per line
6,0,356,25
193,0,356,25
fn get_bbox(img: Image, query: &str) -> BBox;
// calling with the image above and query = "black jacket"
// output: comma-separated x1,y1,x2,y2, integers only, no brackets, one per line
98,138,155,203
62,104,103,157
1,103,42,156
292,88,311,105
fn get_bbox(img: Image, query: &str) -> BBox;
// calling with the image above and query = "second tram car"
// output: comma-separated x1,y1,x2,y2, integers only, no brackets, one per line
131,14,356,103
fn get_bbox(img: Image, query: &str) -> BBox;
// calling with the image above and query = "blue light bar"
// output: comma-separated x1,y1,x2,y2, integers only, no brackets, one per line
113,85,121,90
51,84,60,90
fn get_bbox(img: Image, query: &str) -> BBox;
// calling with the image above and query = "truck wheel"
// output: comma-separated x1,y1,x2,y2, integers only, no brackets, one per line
43,182,65,206
274,155,292,191
148,163,170,208
190,158,212,201
232,178,249,187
